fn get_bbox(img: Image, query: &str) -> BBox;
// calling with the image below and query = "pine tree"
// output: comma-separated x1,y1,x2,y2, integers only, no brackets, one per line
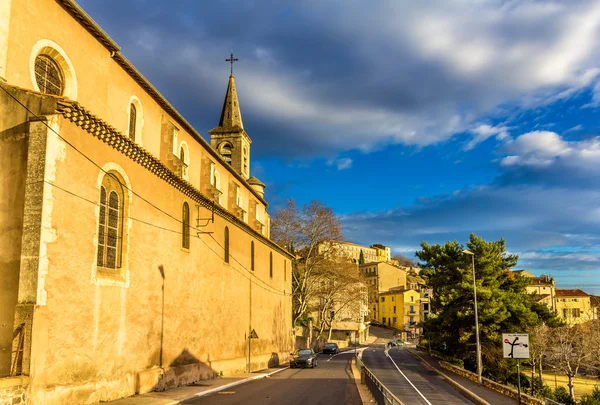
359,249,365,264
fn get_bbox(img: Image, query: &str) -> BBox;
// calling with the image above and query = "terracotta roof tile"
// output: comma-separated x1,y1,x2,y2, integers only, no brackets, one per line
555,289,589,297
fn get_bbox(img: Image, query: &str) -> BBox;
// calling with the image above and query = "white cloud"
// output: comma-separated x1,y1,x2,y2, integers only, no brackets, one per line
335,158,353,170
465,124,510,150
500,131,600,168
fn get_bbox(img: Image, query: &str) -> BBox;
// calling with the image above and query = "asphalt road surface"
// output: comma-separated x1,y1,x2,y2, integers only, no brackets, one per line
361,345,477,405
181,351,361,405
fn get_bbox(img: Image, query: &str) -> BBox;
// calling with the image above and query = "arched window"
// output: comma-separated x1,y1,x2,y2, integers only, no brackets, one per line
128,103,137,141
182,202,190,249
251,241,255,271
34,54,63,95
224,226,230,263
178,141,190,180
97,172,126,269
269,252,273,278
219,142,232,165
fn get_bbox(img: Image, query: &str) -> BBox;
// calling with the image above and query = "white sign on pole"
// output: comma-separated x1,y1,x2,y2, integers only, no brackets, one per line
502,333,530,359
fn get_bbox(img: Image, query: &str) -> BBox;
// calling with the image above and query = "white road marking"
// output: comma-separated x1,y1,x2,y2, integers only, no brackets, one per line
385,350,433,405
326,350,356,361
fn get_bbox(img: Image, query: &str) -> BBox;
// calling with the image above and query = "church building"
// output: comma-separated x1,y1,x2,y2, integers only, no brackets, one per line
0,1,293,404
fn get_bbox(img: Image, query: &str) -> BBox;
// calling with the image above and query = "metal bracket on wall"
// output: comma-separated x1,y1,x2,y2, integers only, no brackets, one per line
195,202,215,237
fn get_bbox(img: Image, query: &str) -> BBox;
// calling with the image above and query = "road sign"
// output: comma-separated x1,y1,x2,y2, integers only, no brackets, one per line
249,329,259,339
355,330,359,338
502,333,529,359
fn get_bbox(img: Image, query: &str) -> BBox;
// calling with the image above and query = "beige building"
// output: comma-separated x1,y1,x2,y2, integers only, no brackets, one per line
512,270,556,311
378,288,421,338
321,241,392,264
554,289,593,325
361,262,407,320
0,1,293,404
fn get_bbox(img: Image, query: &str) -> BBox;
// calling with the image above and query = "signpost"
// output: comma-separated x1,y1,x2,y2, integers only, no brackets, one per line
503,333,529,404
248,329,259,373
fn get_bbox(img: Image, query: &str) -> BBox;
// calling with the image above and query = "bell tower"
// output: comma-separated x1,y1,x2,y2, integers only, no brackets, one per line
209,53,251,180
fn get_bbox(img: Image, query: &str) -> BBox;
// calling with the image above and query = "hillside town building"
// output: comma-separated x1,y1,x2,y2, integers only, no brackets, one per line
0,1,292,404
321,241,394,264
554,289,593,325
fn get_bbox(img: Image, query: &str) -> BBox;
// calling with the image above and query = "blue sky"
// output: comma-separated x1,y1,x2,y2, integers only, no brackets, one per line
77,0,600,294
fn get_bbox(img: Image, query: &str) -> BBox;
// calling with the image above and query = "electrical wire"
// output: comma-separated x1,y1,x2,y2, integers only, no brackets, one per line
46,179,289,296
0,85,291,297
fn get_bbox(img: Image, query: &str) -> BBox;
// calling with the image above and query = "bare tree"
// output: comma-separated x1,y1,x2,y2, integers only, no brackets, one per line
529,323,551,395
587,320,600,374
311,257,366,340
548,325,593,400
271,200,343,328
392,254,418,268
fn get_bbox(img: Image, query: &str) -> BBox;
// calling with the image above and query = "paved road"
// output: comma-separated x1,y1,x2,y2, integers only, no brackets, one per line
181,351,361,405
362,345,477,405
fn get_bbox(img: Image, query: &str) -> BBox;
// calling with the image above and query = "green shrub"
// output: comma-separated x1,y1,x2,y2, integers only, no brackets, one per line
552,387,575,405
579,386,600,405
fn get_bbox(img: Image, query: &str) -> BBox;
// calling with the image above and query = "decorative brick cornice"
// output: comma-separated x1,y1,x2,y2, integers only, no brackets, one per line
55,100,291,258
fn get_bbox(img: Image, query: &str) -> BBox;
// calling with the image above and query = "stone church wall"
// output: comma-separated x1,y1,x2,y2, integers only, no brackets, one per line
21,117,292,405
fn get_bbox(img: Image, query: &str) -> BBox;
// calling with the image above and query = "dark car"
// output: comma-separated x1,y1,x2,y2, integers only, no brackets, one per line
323,343,340,354
290,348,318,368
368,320,382,327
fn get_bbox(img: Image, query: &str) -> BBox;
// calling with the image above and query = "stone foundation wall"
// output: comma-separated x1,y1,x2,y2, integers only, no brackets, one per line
0,377,28,405
438,361,544,405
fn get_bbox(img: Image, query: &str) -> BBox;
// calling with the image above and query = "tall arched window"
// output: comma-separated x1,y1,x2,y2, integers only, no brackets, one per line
251,241,255,271
224,226,230,263
97,172,126,269
269,252,273,278
182,202,190,249
128,103,137,141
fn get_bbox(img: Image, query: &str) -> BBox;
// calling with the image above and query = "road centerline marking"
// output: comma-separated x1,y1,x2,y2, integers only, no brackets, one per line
386,350,433,405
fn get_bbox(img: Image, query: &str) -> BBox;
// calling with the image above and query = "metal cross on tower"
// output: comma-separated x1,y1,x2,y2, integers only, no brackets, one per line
226,52,238,75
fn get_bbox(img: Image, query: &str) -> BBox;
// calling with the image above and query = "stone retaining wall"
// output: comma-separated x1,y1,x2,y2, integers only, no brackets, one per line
438,361,544,405
0,377,29,405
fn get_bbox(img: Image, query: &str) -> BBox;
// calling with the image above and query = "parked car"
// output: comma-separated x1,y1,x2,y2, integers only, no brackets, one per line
290,348,318,368
323,343,340,354
368,320,382,327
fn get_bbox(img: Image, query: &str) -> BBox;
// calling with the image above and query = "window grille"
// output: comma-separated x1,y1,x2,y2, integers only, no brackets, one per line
129,104,136,140
182,202,190,249
34,54,63,95
96,173,125,269
224,226,229,263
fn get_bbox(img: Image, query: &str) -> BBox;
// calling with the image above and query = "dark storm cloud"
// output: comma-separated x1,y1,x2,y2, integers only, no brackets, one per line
76,0,600,158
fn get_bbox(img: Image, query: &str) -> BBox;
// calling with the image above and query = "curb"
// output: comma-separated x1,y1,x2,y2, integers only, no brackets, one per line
406,349,492,405
351,356,375,405
163,367,290,405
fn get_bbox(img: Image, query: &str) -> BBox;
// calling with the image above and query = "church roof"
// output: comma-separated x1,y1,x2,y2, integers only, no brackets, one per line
210,75,244,134
248,176,266,187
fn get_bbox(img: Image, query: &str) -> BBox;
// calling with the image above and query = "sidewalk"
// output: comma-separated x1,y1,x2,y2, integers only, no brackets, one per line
106,366,288,405
408,349,517,405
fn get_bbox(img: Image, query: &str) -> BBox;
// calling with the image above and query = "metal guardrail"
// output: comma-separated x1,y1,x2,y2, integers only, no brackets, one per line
356,356,404,405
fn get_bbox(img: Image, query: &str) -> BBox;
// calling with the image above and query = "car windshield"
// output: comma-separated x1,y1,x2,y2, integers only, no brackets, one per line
325,344,336,348
298,349,312,355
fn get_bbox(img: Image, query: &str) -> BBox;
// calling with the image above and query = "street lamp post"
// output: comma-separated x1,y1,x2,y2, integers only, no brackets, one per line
462,249,483,384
